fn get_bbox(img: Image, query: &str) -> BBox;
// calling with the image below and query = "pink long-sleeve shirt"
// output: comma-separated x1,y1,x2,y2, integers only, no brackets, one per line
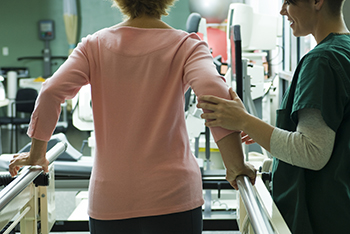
28,27,233,220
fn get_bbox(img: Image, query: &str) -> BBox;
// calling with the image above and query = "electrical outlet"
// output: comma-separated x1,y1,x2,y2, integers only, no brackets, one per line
2,47,9,56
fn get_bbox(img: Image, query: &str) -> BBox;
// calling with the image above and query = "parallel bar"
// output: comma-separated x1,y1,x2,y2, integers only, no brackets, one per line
0,142,67,212
236,175,275,234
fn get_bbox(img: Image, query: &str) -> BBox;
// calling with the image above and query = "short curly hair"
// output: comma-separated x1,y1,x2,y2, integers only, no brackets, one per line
112,0,177,19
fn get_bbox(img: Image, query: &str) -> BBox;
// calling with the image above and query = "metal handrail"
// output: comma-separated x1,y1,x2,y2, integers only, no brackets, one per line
0,142,67,212
237,175,275,234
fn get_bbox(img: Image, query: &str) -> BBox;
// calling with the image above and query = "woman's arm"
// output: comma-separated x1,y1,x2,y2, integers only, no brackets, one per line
216,131,257,190
184,42,257,187
9,138,48,177
9,38,92,176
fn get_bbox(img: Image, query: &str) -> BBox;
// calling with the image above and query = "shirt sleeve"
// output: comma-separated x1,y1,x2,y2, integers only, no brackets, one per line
271,108,335,170
27,38,91,141
183,37,236,142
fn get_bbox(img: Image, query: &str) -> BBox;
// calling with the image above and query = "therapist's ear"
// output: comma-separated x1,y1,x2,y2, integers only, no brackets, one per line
314,0,325,11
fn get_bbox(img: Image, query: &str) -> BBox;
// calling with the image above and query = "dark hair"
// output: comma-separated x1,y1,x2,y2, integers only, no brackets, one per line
287,0,345,16
326,0,346,16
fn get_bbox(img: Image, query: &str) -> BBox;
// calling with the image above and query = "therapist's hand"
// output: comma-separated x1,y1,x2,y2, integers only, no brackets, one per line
9,152,49,177
197,88,249,131
227,162,257,190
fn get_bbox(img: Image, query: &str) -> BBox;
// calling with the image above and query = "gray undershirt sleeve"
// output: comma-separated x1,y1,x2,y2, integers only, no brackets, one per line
270,108,335,170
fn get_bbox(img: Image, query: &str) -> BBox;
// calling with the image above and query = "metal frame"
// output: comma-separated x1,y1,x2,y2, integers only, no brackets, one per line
236,175,291,234
0,142,67,234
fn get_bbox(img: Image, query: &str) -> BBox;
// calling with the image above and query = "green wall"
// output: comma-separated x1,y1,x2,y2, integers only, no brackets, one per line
0,0,190,78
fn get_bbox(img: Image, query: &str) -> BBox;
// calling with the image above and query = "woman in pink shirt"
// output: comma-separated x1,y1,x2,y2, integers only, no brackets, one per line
9,0,256,233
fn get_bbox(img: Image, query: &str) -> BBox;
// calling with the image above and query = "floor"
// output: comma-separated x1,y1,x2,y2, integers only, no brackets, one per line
48,232,239,234
2,122,241,234
16,232,238,234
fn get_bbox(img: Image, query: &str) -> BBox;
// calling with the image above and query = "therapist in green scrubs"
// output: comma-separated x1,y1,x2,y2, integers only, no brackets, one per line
197,0,350,233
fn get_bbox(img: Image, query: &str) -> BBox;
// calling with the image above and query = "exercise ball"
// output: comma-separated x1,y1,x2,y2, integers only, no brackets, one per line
189,0,238,23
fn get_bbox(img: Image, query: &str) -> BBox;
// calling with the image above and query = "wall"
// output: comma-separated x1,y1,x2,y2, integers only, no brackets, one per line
0,0,190,78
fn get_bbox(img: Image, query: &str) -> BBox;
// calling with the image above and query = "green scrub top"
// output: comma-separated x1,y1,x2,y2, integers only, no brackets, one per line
272,33,350,234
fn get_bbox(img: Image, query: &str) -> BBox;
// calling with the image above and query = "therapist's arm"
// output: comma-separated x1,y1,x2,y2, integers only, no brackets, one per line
9,138,48,177
237,113,274,152
198,88,335,171
216,131,257,190
198,88,274,152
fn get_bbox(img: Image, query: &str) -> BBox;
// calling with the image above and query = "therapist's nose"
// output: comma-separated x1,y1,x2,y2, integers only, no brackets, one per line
280,2,287,16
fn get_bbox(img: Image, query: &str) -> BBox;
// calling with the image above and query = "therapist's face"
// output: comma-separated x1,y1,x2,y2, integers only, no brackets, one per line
280,0,316,37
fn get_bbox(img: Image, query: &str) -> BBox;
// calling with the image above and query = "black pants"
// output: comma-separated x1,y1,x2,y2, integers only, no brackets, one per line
89,206,203,234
